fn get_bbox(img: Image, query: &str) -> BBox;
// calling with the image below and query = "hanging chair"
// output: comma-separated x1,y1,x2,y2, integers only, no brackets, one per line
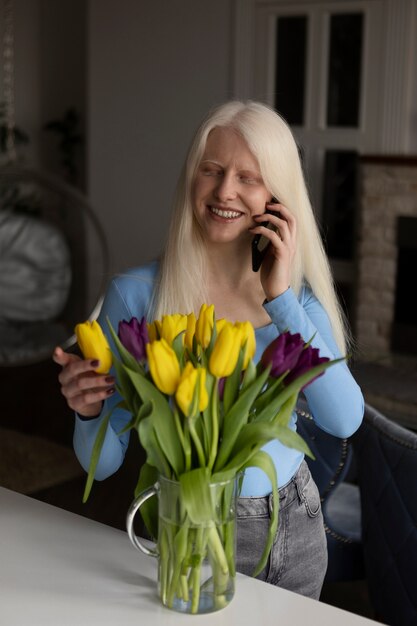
0,163,110,366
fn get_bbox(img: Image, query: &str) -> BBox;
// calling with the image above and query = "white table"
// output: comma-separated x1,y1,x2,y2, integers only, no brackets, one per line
0,487,379,625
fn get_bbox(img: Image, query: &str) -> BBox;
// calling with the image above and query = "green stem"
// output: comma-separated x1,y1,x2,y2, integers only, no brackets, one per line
173,407,187,454
207,381,219,471
190,527,205,614
166,522,189,608
183,422,192,472
189,419,206,467
159,524,170,605
207,524,229,575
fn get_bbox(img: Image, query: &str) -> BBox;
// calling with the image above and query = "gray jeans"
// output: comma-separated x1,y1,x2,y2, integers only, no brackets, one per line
236,461,328,599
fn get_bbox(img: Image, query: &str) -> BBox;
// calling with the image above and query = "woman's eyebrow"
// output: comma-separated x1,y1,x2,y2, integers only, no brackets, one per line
200,159,261,174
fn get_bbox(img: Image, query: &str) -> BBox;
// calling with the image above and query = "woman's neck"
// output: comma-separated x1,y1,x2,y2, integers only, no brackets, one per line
204,241,270,326
205,240,253,289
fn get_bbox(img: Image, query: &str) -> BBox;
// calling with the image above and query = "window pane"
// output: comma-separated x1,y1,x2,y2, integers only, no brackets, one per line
322,150,358,260
327,13,363,127
274,16,307,125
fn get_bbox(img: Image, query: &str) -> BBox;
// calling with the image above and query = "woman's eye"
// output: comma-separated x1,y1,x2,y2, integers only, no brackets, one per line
202,168,221,177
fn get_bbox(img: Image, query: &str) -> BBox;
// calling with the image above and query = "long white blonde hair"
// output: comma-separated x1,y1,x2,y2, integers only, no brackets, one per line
153,100,350,355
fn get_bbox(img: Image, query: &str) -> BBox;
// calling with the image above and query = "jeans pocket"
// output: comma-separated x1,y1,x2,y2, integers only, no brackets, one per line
302,476,321,518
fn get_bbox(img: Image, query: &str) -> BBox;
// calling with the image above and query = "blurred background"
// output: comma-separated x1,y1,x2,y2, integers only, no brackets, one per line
1,0,417,620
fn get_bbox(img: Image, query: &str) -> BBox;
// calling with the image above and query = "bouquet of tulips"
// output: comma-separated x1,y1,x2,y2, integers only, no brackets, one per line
76,305,337,612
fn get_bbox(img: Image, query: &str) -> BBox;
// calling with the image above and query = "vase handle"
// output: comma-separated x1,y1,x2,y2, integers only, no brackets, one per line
126,484,158,557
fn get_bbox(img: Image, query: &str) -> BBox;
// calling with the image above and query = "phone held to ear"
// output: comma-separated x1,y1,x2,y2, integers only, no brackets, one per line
251,198,279,272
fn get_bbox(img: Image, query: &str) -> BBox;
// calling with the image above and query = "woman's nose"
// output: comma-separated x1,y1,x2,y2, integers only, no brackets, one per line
214,174,237,201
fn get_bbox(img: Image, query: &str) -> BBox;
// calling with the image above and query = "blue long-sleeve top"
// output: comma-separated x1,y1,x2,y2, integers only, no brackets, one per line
73,261,364,495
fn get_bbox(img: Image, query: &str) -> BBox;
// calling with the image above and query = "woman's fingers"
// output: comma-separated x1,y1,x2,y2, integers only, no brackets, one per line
53,345,114,417
64,371,115,400
250,202,297,300
68,386,115,415
252,203,296,244
52,346,79,367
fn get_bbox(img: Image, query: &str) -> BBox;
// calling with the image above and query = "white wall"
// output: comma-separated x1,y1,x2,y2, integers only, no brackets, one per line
88,0,234,276
39,0,86,185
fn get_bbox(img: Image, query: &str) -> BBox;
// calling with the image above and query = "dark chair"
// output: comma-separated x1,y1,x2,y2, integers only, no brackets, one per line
352,404,417,626
296,398,364,582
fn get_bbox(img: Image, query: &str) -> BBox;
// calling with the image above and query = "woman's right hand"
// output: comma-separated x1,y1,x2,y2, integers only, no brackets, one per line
53,346,115,418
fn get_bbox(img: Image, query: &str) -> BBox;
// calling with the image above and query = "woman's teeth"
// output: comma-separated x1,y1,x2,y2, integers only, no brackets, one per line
210,206,241,219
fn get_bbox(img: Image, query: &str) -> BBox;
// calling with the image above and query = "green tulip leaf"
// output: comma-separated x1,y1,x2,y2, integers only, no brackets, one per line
179,467,213,524
241,359,257,391
125,367,184,476
138,412,171,477
82,411,112,503
241,450,279,577
223,349,244,414
134,462,159,539
214,365,271,472
117,400,153,436
252,392,297,427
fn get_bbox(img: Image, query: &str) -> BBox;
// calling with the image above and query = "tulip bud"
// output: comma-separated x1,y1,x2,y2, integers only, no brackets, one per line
146,338,181,395
175,362,208,416
75,320,112,374
195,303,214,349
285,345,329,390
159,314,188,345
209,323,241,378
147,321,158,343
118,317,149,362
235,321,256,369
215,319,227,335
260,331,305,378
185,312,196,351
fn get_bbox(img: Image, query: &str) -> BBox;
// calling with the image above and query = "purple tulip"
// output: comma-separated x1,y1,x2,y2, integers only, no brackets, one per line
118,316,149,362
260,331,305,378
285,345,329,390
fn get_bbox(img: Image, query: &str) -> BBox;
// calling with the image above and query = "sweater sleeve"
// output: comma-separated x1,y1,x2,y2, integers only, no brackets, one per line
73,268,154,480
264,287,364,438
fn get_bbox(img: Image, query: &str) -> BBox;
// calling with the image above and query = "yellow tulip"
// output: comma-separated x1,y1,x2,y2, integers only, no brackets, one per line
235,321,256,369
146,338,181,395
209,323,241,378
158,313,188,345
175,362,208,415
215,318,227,335
154,319,163,338
147,321,158,343
195,304,215,348
185,312,196,351
75,320,112,374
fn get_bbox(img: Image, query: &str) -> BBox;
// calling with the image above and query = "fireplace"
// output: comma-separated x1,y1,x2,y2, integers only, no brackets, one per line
355,157,417,360
391,216,417,353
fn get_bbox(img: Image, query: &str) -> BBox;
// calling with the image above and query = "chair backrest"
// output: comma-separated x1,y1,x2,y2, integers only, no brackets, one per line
296,397,364,583
296,397,353,497
352,404,417,626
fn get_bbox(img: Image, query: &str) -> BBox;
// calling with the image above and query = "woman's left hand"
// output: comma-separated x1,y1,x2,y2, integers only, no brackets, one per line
251,202,297,301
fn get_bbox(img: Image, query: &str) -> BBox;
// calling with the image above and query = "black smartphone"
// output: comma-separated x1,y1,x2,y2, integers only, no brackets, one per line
251,198,279,272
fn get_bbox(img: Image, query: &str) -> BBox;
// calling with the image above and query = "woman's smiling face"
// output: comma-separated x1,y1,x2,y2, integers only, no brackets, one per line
192,127,271,245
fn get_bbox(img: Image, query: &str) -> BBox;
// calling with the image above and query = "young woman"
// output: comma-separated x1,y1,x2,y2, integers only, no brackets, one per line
54,100,364,599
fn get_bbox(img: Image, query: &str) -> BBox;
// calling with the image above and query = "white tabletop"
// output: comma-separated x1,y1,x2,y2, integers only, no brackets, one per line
0,486,378,625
